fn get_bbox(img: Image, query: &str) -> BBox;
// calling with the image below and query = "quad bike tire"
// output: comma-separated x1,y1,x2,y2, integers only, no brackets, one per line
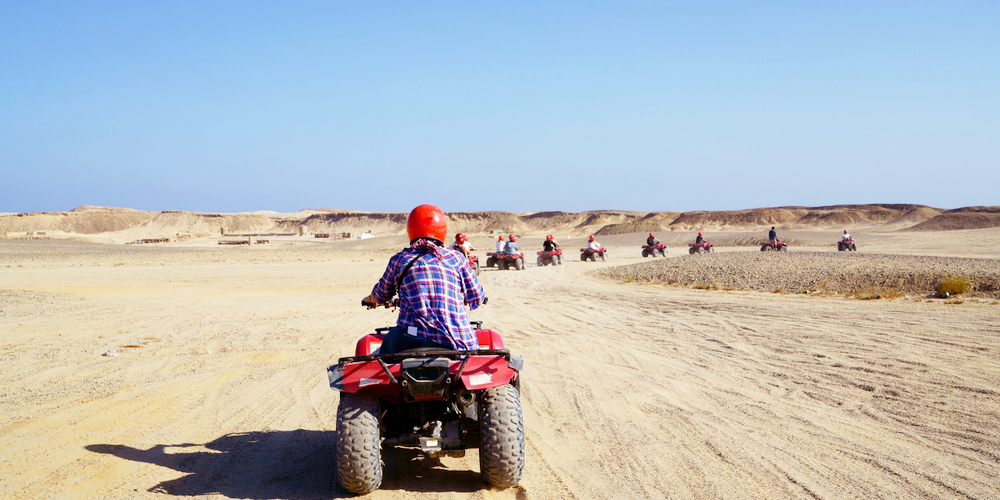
779,245,787,252
689,247,696,255
513,258,523,271
537,256,544,267
851,243,857,251
660,249,666,257
336,392,382,495
761,246,771,251
642,249,649,258
838,244,845,251
479,384,525,489
707,247,715,253
474,260,481,276
486,257,495,268
697,247,704,254
556,254,563,265
580,253,587,262
600,253,607,262
497,259,507,271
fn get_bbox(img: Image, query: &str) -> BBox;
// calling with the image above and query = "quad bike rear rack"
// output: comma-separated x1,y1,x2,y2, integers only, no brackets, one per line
334,349,522,384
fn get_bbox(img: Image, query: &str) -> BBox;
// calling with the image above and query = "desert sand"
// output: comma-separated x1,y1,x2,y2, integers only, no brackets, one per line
2,206,1000,499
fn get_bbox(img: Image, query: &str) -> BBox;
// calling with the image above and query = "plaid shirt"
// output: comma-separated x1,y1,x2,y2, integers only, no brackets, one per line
371,240,486,350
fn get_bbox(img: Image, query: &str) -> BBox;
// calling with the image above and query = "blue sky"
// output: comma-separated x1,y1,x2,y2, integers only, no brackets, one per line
1,1,997,213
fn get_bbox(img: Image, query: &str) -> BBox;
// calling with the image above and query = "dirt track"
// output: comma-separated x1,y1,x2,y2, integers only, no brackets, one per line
2,242,999,499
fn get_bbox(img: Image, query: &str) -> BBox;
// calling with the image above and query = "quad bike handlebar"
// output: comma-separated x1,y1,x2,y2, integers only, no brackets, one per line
363,296,487,310
362,297,400,310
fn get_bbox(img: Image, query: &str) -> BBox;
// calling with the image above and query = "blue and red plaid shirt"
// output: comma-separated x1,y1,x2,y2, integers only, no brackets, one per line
371,239,486,350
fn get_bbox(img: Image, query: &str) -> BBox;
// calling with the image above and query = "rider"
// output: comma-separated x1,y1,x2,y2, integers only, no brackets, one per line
495,234,505,254
504,234,520,255
695,232,704,245
542,234,560,252
646,232,660,247
362,204,486,354
842,229,851,241
587,235,602,252
452,233,474,258
768,226,777,246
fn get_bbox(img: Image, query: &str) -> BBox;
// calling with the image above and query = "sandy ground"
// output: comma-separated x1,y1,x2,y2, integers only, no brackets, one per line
1,231,999,499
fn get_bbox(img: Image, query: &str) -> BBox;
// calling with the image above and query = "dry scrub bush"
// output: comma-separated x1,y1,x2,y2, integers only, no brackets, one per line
937,276,970,296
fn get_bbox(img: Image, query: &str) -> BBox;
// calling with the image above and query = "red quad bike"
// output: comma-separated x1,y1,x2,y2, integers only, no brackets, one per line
468,254,482,275
688,242,715,255
330,303,524,495
486,251,526,271
642,243,666,258
537,249,563,266
837,238,858,252
580,247,608,262
760,240,788,252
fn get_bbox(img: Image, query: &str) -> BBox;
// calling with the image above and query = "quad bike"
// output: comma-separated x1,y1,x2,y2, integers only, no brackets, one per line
760,240,788,252
837,238,857,252
688,242,714,254
641,243,666,257
330,300,524,495
536,249,563,266
467,254,482,275
580,247,608,262
486,251,526,270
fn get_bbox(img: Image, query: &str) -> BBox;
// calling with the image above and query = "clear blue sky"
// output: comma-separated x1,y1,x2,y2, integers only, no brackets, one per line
1,1,997,213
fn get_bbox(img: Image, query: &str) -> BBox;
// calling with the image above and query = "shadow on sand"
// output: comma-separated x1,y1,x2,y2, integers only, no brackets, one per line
87,430,494,499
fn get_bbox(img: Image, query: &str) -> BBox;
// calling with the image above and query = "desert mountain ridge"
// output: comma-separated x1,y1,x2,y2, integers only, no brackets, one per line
2,204,999,239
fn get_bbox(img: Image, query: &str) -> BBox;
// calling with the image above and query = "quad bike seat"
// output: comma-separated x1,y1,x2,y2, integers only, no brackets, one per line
397,346,456,355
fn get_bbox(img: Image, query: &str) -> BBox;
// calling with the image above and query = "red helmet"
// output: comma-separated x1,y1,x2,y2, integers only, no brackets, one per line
406,204,447,243
455,233,467,243
698,232,702,236
546,234,554,240
498,235,504,241
589,235,595,241
510,235,517,242
649,233,654,237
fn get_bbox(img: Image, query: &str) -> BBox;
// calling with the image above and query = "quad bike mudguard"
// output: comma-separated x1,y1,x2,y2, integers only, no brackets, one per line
329,327,523,403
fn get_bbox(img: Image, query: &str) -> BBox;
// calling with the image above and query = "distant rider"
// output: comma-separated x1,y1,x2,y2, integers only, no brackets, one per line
452,233,474,258
543,234,560,252
695,232,704,245
362,204,486,354
495,235,505,254
587,235,602,252
646,233,661,247
842,230,851,241
768,227,777,246
504,234,520,255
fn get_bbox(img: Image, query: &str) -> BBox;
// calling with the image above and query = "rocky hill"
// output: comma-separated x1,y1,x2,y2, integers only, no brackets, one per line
2,203,997,240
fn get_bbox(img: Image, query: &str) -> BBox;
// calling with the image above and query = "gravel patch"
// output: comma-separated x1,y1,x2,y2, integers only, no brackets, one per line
597,251,1000,297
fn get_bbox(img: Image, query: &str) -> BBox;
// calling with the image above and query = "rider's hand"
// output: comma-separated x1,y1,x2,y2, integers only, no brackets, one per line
362,294,378,309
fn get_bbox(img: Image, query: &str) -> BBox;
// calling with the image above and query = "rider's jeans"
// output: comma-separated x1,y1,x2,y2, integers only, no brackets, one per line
381,325,451,354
